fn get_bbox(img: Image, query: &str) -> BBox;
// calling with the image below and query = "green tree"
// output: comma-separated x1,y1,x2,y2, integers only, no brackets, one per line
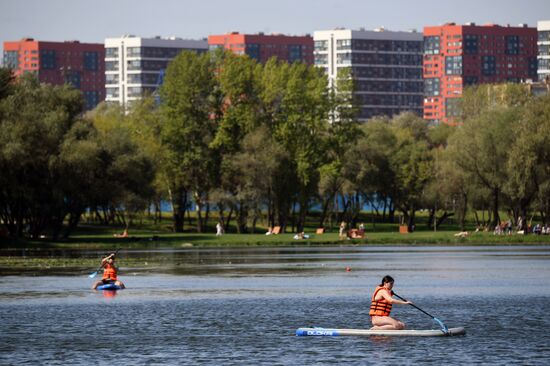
274,63,330,232
507,94,550,225
0,67,15,101
125,96,166,223
344,117,396,225
389,112,434,231
160,51,219,232
446,107,520,228
88,104,156,229
0,75,86,238
319,67,360,228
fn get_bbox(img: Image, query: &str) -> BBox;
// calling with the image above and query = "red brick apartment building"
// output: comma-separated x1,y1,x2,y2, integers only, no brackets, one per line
3,38,105,110
208,32,313,65
423,23,538,125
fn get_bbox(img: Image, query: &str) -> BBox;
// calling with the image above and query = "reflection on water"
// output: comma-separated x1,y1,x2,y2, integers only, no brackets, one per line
1,246,550,365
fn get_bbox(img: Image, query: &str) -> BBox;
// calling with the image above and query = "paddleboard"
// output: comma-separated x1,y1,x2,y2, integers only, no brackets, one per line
96,283,122,291
296,327,465,337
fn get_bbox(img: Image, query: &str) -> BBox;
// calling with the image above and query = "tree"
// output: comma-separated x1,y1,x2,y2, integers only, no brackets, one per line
0,67,15,101
125,96,166,223
0,75,85,238
344,117,396,225
160,51,219,232
318,67,360,228
389,112,434,231
216,126,286,233
446,107,520,228
88,105,156,229
274,63,330,232
507,94,550,225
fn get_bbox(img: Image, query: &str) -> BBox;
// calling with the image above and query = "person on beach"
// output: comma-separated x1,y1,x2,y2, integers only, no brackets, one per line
216,221,224,236
339,221,347,240
92,252,125,290
369,275,410,330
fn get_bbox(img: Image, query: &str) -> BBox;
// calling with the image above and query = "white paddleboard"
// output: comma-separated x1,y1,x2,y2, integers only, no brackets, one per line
296,327,466,337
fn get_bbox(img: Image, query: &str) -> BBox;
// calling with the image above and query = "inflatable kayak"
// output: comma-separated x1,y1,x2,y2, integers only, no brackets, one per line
296,327,466,337
96,283,122,291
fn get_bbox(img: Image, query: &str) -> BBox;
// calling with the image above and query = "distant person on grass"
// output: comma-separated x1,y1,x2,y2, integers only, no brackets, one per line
216,221,224,236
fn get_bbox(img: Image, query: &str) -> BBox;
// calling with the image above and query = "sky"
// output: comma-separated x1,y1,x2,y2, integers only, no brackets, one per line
1,0,549,54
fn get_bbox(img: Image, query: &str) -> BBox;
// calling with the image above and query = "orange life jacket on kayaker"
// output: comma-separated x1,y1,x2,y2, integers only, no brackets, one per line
102,263,118,281
369,286,393,316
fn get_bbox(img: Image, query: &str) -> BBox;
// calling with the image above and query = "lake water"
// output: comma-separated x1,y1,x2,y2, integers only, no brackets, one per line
1,245,550,365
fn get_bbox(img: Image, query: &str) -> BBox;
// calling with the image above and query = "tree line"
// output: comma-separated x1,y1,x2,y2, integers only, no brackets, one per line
1,51,549,239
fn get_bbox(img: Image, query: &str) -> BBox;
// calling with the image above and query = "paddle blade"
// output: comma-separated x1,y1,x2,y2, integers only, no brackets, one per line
88,271,98,278
433,318,449,334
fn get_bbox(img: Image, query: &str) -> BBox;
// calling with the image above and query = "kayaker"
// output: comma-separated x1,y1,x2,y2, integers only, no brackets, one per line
92,252,126,290
369,275,410,330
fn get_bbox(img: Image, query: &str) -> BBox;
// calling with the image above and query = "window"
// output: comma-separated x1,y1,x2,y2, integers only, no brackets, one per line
336,39,351,50
424,36,440,55
314,40,328,52
337,52,351,65
424,78,440,96
127,47,142,57
464,75,478,86
464,34,479,54
445,56,462,75
3,51,19,69
63,70,81,89
246,44,260,60
127,60,142,70
539,31,550,42
128,86,143,97
40,50,56,69
83,51,99,71
288,45,302,63
105,47,119,58
528,57,538,78
481,56,496,76
106,74,119,85
84,91,99,110
314,53,327,65
105,61,119,71
505,35,519,55
127,73,159,85
106,87,119,98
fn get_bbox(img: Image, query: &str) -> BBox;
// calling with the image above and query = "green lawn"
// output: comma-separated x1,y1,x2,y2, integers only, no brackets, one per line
3,228,550,250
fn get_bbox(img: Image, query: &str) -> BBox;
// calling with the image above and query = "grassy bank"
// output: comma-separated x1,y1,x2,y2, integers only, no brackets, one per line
2,228,550,250
2,228,549,273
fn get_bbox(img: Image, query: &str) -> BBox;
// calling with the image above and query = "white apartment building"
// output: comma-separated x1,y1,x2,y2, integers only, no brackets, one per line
105,35,208,107
314,28,423,121
538,20,550,81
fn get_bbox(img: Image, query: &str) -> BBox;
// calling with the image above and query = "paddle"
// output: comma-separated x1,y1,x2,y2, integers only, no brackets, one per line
88,249,120,278
393,292,449,334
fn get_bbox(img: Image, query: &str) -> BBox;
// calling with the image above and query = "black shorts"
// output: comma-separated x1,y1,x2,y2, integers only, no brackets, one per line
101,279,116,284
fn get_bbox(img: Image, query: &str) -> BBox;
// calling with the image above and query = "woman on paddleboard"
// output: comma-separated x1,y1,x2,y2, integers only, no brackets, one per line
370,275,410,330
92,252,126,290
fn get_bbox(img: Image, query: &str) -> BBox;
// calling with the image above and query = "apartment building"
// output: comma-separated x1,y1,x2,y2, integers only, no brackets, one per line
208,32,313,64
3,38,105,109
538,20,550,81
104,35,208,108
313,28,424,121
423,23,538,125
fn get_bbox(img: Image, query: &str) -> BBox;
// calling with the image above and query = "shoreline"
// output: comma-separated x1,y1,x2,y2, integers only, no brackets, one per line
2,230,550,249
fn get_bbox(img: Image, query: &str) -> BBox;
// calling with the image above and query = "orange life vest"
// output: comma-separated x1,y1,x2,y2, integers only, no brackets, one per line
369,286,392,317
102,263,118,281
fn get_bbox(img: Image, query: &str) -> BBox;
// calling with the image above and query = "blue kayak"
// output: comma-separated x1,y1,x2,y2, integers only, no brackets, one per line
96,283,122,291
